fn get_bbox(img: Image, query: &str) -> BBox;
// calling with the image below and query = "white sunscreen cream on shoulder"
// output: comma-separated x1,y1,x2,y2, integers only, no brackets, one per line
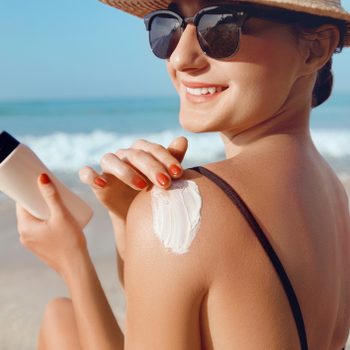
151,179,202,255
0,131,93,229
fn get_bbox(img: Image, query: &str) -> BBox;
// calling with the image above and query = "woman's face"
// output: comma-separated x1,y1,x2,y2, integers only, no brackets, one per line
165,0,310,134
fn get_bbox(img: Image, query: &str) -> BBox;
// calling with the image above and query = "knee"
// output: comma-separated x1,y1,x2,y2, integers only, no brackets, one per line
38,295,85,350
38,298,75,349
42,297,73,324
39,297,74,341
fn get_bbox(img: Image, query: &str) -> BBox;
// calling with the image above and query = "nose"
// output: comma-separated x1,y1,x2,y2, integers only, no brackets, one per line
168,24,209,72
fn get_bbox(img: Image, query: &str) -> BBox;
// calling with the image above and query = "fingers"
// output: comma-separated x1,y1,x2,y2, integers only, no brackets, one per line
15,203,41,238
131,138,186,177
110,148,177,189
82,137,188,192
16,203,41,225
117,147,174,181
167,136,188,163
16,203,36,221
37,174,66,216
100,152,150,190
79,166,107,190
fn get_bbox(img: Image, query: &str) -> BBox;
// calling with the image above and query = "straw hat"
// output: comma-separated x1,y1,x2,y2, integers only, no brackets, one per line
99,0,350,46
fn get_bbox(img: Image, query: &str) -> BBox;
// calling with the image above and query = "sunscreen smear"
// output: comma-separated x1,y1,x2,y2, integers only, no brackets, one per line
151,179,202,255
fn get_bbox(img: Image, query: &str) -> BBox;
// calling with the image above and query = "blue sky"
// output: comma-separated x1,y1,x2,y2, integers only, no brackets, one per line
0,0,349,101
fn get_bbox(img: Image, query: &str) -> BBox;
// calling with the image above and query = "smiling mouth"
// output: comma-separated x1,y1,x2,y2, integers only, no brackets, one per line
185,86,227,96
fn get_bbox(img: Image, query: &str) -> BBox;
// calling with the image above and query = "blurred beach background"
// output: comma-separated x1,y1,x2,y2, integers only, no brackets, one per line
1,0,350,349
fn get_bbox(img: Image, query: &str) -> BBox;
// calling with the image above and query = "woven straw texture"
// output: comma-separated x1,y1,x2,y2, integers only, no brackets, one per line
99,0,350,46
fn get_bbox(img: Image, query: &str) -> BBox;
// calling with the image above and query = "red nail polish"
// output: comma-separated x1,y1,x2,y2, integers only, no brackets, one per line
169,164,182,176
39,173,51,184
94,177,107,188
132,176,148,190
156,173,170,187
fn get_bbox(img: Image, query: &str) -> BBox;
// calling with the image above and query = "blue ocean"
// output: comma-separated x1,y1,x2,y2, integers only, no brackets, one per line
0,94,349,193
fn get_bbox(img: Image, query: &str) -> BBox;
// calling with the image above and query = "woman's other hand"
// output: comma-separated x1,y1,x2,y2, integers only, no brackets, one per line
79,136,188,220
16,174,86,278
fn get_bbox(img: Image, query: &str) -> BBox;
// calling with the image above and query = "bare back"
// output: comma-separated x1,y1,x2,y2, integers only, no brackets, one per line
189,138,350,349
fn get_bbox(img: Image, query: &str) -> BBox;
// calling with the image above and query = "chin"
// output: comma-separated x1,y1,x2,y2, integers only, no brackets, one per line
179,109,222,133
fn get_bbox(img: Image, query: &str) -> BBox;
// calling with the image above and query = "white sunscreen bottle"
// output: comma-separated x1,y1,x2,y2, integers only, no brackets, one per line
0,131,93,228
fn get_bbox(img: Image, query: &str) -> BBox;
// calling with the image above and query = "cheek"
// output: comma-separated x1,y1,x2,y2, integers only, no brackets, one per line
166,62,180,92
226,36,301,119
164,32,302,133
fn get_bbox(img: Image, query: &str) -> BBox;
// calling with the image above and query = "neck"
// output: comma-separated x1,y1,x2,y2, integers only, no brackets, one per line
220,100,313,159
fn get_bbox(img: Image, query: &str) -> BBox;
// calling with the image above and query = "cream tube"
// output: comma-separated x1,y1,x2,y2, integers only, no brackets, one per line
0,131,93,229
151,179,202,255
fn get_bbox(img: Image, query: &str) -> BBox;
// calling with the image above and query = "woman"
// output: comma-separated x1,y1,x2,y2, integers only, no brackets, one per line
16,0,350,349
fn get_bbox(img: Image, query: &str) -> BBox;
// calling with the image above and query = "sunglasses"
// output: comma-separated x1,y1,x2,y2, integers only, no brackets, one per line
144,5,297,60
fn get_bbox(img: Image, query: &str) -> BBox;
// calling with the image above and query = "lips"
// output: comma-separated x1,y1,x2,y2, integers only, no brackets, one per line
182,81,228,101
182,81,228,89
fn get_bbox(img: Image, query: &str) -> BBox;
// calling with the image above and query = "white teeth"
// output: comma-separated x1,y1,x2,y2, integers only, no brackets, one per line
186,86,223,96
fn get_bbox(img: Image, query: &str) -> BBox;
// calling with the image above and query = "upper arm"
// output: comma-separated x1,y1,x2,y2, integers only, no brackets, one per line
123,176,209,350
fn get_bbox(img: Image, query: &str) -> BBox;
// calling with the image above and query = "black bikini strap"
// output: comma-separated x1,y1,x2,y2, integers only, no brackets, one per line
190,165,308,350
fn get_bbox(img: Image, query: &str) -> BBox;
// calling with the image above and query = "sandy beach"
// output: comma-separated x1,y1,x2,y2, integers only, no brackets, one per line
0,187,126,350
0,177,349,350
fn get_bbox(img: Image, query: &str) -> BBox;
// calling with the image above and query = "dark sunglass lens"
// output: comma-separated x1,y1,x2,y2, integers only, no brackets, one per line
149,15,182,59
197,13,240,59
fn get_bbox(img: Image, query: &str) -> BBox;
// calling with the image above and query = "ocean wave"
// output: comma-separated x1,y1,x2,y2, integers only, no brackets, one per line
13,129,350,172
311,129,350,158
19,130,223,172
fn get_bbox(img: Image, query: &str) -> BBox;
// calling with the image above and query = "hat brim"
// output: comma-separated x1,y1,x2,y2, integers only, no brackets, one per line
99,0,350,46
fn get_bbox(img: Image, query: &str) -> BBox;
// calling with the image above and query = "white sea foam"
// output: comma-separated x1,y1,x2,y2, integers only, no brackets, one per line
16,128,350,172
20,130,224,172
311,129,350,158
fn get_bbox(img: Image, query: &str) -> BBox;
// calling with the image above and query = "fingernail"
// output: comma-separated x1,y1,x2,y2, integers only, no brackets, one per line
132,176,148,190
156,173,170,187
169,164,182,176
39,173,51,185
94,177,107,188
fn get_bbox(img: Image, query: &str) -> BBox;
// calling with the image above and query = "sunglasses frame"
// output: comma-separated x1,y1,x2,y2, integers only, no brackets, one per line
144,6,249,60
144,3,307,60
